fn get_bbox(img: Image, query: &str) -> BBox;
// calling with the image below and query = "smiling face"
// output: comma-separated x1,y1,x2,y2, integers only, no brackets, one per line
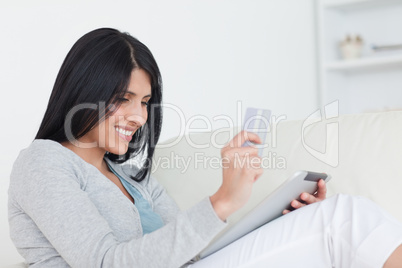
80,68,152,156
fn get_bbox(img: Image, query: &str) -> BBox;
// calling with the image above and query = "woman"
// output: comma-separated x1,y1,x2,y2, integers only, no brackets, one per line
8,28,402,267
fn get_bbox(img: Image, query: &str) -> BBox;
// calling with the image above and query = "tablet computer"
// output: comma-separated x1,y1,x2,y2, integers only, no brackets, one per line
199,170,331,259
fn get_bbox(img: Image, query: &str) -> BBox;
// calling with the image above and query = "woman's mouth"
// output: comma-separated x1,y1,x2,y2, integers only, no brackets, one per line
115,127,134,142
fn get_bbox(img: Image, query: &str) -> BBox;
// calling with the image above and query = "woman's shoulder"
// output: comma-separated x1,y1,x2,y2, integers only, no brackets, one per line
12,139,88,179
16,139,79,164
9,139,93,202
27,138,69,152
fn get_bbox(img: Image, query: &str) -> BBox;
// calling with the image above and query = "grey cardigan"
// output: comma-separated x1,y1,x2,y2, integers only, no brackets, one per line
8,139,227,267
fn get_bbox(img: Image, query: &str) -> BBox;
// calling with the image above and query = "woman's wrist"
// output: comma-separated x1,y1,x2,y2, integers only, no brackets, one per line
210,193,232,222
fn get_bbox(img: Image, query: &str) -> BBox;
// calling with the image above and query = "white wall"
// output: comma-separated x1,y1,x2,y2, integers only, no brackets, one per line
318,2,402,114
0,0,318,264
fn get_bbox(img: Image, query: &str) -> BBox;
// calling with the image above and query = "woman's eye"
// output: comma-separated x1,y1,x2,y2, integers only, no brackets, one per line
142,102,149,107
119,98,129,102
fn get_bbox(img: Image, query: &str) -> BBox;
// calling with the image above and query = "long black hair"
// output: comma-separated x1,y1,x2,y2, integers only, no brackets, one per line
35,28,163,182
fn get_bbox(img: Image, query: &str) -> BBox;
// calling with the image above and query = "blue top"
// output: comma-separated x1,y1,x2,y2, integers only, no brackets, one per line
106,162,164,235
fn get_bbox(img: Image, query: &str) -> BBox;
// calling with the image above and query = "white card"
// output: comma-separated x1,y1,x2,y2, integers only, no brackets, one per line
241,107,271,156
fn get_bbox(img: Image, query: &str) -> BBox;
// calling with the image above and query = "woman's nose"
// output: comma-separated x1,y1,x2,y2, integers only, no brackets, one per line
125,102,147,126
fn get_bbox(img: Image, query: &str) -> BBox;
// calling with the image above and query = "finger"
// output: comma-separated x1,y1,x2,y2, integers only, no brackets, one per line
253,167,264,182
283,209,291,215
249,155,262,166
242,156,263,179
300,192,317,204
223,146,259,158
221,152,261,172
315,179,327,200
226,131,262,149
291,199,306,209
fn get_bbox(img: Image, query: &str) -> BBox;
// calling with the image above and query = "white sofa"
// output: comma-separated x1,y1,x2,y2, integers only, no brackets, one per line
2,111,402,267
152,111,402,230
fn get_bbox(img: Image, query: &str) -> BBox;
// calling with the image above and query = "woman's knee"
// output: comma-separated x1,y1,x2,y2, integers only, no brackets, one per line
326,193,373,207
325,193,391,225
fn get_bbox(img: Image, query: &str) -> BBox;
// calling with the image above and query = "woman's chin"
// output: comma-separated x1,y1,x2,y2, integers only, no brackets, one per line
107,144,129,156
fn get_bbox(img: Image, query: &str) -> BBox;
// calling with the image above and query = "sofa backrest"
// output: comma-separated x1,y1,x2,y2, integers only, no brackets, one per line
152,111,402,225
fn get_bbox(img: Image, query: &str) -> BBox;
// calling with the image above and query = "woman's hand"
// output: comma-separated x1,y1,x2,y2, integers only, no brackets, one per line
282,179,327,215
210,131,264,221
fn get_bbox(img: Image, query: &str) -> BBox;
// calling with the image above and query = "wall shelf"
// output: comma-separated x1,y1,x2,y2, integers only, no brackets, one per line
324,0,402,10
316,0,402,114
325,54,402,72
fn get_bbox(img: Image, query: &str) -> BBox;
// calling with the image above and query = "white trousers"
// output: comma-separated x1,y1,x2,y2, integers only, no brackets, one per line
189,194,402,268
